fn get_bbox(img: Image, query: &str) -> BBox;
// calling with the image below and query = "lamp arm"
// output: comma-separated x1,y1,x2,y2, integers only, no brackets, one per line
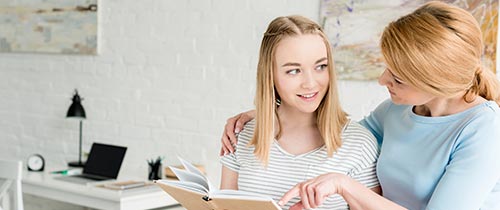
79,120,83,164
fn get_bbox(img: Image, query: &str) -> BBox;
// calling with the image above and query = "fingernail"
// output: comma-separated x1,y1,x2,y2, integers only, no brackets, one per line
278,201,283,206
235,128,241,133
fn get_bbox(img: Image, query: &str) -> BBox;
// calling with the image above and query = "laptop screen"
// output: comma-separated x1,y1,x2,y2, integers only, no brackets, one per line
83,143,127,179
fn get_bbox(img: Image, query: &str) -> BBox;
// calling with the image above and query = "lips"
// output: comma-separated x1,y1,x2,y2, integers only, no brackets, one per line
297,92,318,100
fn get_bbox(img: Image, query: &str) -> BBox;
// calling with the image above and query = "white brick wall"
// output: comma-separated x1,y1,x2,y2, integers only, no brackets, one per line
1,0,496,209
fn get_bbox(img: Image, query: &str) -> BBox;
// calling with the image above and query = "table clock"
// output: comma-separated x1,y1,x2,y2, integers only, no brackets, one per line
27,154,45,172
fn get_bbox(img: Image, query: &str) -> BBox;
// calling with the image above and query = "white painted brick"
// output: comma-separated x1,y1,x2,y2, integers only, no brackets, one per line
119,124,152,140
86,121,120,139
187,0,212,12
212,0,248,13
163,116,200,133
153,0,188,12
2,1,496,209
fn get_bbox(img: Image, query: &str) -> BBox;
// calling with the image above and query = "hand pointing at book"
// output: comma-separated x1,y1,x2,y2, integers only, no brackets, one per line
279,173,346,209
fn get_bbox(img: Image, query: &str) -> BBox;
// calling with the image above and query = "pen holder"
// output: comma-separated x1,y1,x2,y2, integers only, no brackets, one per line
148,163,162,180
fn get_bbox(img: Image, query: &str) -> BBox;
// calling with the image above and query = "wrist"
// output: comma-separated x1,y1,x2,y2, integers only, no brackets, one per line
336,173,351,197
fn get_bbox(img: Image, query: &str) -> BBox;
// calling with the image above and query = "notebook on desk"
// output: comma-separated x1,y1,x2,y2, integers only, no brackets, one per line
55,142,127,185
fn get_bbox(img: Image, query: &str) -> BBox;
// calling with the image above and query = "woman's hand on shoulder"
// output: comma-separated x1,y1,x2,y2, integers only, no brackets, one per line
219,110,256,155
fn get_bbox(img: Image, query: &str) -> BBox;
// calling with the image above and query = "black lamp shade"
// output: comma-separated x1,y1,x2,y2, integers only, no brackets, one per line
67,91,86,118
67,89,86,167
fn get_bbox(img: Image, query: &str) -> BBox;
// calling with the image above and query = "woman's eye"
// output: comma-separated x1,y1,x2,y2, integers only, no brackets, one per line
286,69,300,75
315,64,328,71
394,78,403,84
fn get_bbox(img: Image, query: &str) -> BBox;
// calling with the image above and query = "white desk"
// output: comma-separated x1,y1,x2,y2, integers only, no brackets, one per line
22,170,178,210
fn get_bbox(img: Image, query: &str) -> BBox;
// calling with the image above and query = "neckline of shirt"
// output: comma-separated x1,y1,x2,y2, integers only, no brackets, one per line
272,139,325,159
407,101,495,123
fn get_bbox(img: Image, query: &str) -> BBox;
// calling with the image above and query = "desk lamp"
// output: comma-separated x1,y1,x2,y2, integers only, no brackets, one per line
66,89,86,167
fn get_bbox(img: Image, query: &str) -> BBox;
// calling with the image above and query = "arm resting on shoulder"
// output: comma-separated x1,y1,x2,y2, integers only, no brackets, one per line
219,110,256,155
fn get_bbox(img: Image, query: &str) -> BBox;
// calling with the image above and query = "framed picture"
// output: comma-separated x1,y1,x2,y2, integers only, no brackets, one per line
0,0,98,54
321,0,498,80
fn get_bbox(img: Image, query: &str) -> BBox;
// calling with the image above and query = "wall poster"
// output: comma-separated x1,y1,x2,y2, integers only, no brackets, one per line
0,0,97,54
321,0,498,80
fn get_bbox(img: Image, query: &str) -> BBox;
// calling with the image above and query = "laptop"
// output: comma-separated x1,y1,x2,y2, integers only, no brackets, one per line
55,142,127,184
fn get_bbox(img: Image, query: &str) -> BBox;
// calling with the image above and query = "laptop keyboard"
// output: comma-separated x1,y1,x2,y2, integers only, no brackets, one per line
74,174,109,181
54,173,112,185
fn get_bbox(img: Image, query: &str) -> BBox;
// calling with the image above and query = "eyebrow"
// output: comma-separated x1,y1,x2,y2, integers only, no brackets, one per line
280,57,328,67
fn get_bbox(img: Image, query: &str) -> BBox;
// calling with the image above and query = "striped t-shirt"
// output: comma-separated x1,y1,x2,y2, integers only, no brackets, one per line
221,119,380,210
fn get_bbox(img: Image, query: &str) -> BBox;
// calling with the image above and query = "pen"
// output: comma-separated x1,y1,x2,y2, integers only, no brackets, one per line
51,169,79,175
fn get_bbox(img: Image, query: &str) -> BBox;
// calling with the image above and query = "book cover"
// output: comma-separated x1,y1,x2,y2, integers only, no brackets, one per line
155,157,281,210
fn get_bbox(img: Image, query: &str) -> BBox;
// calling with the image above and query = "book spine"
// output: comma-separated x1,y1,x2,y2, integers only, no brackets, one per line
202,196,220,210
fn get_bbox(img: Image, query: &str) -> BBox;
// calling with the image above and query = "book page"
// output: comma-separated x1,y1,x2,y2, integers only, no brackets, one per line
211,189,274,200
178,157,216,192
179,157,204,177
169,166,210,191
158,157,280,210
156,179,207,194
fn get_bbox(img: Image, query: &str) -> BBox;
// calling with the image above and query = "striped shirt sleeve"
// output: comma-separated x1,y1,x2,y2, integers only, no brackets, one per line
346,122,380,189
220,120,255,172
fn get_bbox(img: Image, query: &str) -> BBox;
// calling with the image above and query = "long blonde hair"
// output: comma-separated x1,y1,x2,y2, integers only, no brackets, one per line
251,15,348,165
380,1,500,106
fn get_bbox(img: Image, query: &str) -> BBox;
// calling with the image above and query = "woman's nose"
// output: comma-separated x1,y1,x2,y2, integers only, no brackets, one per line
378,69,392,87
301,71,316,89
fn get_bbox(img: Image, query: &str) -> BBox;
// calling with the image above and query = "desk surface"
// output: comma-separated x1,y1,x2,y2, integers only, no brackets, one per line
23,170,178,210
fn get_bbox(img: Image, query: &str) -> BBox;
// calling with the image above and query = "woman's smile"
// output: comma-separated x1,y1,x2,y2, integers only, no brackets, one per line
297,92,319,101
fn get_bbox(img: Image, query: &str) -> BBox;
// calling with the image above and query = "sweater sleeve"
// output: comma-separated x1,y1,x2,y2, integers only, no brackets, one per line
426,110,500,210
358,99,392,146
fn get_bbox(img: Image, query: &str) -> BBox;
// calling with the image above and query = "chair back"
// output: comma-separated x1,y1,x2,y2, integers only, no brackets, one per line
0,160,23,210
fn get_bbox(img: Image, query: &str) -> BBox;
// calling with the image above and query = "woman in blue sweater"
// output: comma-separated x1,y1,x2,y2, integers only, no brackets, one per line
219,1,500,209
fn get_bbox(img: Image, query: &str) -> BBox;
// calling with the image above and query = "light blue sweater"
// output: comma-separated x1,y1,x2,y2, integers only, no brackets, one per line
360,99,500,210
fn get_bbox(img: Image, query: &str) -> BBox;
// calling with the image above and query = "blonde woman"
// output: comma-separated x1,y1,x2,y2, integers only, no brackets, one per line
220,15,380,209
221,2,500,210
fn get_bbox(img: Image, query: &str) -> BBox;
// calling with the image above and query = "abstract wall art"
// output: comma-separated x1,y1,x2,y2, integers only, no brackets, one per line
321,0,498,80
0,0,98,54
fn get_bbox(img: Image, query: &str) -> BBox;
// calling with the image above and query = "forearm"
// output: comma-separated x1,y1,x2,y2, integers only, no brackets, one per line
341,176,407,210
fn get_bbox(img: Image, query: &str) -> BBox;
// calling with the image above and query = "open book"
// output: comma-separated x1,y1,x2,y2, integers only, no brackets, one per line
155,157,281,210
